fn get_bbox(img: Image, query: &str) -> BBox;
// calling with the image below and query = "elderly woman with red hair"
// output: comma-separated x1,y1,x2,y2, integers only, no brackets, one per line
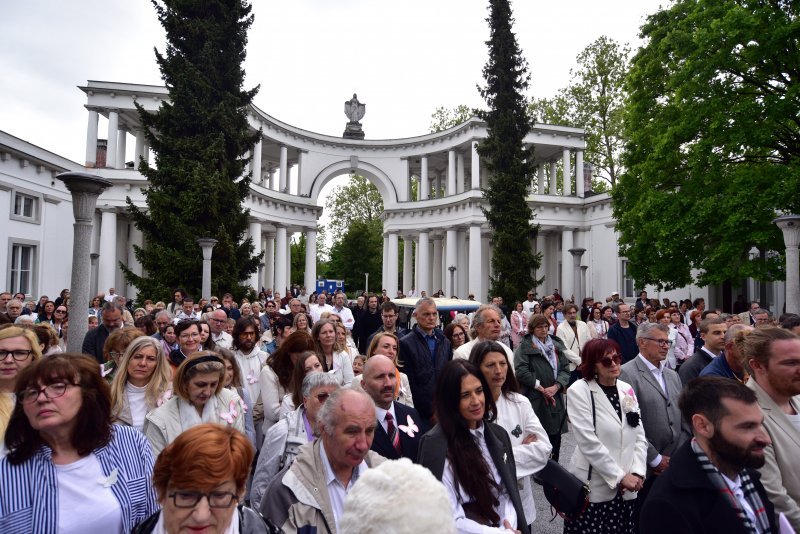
132,424,265,533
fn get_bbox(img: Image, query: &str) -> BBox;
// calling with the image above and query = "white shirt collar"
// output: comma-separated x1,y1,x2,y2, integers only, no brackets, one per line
319,440,367,488
374,403,396,426
638,353,665,373
701,346,721,359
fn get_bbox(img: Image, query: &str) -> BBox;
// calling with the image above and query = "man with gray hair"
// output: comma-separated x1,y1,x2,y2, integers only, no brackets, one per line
261,388,384,533
152,310,173,342
81,301,124,363
251,373,339,510
454,304,514,363
699,323,751,381
400,296,452,421
620,321,689,523
208,308,232,349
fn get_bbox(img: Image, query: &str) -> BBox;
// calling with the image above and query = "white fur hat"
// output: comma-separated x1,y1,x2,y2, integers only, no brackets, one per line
339,458,455,534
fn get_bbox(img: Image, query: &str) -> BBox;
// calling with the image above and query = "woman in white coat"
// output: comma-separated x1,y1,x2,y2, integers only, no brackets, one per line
470,340,552,528
143,351,245,456
565,338,648,534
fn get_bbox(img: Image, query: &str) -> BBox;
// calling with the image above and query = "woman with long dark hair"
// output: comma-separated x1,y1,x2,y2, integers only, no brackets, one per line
260,331,315,434
469,341,551,527
418,359,529,533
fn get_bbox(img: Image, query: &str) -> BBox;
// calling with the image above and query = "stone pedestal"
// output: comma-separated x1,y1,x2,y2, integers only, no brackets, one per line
57,172,112,353
774,214,800,314
343,121,365,140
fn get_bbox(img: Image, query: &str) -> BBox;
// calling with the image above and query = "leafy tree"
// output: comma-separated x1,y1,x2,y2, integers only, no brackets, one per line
429,105,476,133
326,219,383,291
324,174,383,238
614,0,799,290
478,0,540,304
123,0,261,301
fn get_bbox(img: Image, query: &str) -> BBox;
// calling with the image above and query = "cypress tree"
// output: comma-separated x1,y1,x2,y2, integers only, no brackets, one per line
478,0,540,303
123,0,261,301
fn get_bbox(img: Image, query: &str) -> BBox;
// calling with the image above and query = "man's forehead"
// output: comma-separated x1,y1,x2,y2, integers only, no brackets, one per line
719,398,763,424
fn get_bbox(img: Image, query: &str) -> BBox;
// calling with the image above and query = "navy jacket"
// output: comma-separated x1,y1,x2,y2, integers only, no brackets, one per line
399,326,452,421
370,401,427,462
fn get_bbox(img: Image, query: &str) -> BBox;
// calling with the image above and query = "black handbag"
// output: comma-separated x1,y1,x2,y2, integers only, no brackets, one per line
535,393,594,520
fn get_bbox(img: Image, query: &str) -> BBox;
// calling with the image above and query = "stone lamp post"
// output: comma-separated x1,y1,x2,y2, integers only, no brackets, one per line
57,172,112,353
774,214,800,314
197,238,218,301
448,265,457,298
569,248,586,302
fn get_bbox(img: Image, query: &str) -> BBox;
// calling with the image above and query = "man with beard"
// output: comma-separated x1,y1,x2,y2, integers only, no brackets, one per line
454,305,513,362
232,317,267,407
366,301,409,348
742,327,800,532
640,377,776,534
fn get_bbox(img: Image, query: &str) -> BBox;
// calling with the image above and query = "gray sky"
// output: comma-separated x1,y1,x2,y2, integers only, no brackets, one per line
1,0,666,166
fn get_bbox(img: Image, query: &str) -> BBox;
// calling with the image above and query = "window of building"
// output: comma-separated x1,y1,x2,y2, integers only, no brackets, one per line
622,260,635,299
9,243,37,296
11,191,41,223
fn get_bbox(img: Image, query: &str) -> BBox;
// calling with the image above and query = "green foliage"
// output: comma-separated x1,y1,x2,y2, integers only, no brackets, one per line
614,0,799,289
290,229,330,285
326,219,384,291
478,0,540,303
429,105,477,133
122,0,261,301
324,174,384,238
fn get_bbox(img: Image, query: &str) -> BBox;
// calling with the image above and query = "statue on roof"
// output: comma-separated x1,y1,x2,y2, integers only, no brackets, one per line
343,93,366,139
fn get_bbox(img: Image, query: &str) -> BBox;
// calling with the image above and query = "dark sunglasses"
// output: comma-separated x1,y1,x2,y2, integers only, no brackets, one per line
598,354,622,368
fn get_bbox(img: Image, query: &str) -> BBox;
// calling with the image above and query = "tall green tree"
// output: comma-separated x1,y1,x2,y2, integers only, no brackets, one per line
614,0,799,290
478,0,540,303
324,174,383,238
326,219,383,291
429,105,476,132
122,0,261,301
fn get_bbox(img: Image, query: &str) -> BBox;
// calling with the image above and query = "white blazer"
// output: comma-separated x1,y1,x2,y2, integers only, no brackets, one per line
566,378,648,502
555,321,592,371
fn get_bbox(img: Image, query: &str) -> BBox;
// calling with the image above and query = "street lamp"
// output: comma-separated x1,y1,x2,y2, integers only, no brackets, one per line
448,265,457,297
196,238,218,300
364,272,369,294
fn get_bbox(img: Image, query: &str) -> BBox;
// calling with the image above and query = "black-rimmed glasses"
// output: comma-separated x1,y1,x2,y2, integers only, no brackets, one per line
18,382,72,404
1,350,33,361
643,337,673,347
168,491,238,509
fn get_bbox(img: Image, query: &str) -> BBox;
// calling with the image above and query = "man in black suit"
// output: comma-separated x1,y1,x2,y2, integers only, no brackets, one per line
361,355,426,461
640,377,776,534
678,317,727,386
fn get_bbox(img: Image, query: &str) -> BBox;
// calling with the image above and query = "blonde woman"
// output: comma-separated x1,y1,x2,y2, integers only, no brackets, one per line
351,332,414,408
335,323,359,364
109,336,172,432
0,326,42,455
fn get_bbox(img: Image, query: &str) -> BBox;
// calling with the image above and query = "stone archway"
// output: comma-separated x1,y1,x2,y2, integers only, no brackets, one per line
307,159,399,208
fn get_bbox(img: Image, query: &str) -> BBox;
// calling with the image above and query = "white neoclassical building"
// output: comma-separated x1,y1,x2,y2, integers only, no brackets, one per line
2,79,785,311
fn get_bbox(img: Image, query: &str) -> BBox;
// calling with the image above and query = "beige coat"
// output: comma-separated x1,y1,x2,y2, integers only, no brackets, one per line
748,378,800,532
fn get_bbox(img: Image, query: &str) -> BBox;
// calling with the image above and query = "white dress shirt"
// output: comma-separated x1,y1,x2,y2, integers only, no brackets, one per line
319,441,368,530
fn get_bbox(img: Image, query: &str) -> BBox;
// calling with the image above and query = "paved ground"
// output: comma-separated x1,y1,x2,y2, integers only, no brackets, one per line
530,427,576,534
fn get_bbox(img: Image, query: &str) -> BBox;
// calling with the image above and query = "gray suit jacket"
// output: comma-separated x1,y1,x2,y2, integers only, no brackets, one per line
620,355,690,466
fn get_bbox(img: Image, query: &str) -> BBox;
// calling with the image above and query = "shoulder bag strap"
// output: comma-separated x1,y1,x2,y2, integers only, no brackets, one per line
588,393,596,482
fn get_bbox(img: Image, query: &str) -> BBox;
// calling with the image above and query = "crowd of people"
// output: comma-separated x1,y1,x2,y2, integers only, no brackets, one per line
0,284,799,533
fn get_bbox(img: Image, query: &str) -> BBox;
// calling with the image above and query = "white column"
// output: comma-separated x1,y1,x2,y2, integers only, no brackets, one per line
127,224,143,297
304,228,317,293
382,234,389,293
106,110,119,169
469,225,483,300
575,150,584,198
457,230,467,297
403,237,413,294
98,209,117,295
774,215,800,314
297,151,306,195
447,150,456,195
418,232,430,295
264,233,275,291
482,236,492,300
562,148,572,196
471,142,481,190
252,136,263,185
535,233,546,289
561,229,574,299
248,220,262,290
286,235,292,291
116,128,127,169
420,156,429,199
456,152,465,194
445,229,457,296
274,226,287,296
134,130,145,166
432,237,443,294
387,233,399,298
537,165,545,194
85,109,99,167
549,161,558,195
142,142,150,165
278,145,288,192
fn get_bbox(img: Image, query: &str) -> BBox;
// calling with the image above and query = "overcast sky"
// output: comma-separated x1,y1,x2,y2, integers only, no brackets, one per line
1,0,667,166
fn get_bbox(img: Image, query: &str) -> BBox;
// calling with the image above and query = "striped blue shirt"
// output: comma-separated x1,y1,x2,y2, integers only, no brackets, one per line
0,424,159,533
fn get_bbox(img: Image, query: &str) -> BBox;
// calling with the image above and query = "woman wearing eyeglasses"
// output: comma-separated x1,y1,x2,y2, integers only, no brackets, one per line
143,352,245,456
168,320,202,370
132,423,265,534
564,339,647,534
0,354,159,533
0,327,42,456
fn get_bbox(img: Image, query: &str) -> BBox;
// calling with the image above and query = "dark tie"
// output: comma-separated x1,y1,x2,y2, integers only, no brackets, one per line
385,412,401,453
